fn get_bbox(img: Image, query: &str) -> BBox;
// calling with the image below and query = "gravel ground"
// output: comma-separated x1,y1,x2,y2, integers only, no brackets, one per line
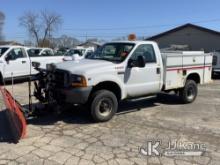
0,80,219,165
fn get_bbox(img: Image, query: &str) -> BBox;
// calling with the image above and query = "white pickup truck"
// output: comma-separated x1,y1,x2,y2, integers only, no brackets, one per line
63,47,94,61
26,47,55,57
35,41,212,122
0,45,64,83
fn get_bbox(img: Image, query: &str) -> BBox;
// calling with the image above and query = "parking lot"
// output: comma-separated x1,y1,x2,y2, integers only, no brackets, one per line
0,79,219,165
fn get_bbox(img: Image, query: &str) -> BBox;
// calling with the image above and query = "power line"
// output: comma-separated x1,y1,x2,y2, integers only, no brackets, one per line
6,18,220,41
62,18,220,31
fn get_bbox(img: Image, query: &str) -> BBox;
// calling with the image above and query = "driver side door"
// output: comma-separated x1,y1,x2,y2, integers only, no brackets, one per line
124,44,161,97
4,48,30,79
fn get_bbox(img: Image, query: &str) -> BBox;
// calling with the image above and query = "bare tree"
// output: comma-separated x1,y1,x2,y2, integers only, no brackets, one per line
51,35,80,48
41,10,62,46
19,10,62,47
0,11,5,41
19,11,40,44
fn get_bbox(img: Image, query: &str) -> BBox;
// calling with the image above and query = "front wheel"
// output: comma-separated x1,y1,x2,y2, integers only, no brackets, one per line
90,90,118,122
179,80,198,104
0,73,3,85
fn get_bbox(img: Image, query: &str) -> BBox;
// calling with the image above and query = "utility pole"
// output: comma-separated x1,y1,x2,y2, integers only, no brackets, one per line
85,32,88,41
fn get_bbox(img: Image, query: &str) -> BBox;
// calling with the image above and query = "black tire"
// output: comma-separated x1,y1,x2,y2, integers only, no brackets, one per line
0,73,3,85
180,80,198,104
90,90,118,122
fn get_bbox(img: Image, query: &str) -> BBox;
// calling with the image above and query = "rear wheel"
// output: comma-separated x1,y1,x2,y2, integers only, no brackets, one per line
0,73,3,85
180,80,198,104
90,90,118,122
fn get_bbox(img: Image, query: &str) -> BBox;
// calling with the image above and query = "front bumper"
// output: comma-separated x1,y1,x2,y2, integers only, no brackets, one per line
55,87,92,104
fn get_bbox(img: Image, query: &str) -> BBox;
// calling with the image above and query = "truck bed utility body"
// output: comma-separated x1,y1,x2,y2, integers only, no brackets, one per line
162,51,212,90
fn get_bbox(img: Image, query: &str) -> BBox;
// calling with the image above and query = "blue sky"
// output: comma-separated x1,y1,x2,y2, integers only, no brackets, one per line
1,0,220,42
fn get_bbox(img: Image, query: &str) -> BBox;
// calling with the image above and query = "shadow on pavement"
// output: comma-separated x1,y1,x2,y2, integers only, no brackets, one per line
212,73,220,80
0,110,14,143
26,106,93,125
26,93,181,126
3,78,30,85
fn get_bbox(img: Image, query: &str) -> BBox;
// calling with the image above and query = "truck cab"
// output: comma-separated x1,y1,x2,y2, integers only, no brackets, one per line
0,45,31,80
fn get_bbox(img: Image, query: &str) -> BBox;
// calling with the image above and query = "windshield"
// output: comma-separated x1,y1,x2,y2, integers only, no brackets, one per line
87,43,135,62
27,49,42,57
0,47,9,57
65,49,85,56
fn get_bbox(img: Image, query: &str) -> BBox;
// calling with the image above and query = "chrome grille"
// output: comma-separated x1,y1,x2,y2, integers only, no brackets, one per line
54,70,70,87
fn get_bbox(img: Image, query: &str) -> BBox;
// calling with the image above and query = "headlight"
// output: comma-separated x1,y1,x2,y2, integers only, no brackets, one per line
71,74,87,87
46,63,56,72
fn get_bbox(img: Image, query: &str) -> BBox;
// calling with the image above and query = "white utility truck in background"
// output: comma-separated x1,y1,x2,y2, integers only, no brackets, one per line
63,47,94,61
212,51,220,75
34,41,213,122
0,45,63,83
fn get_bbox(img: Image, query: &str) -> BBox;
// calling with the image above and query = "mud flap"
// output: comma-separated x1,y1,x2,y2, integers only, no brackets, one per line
0,86,27,143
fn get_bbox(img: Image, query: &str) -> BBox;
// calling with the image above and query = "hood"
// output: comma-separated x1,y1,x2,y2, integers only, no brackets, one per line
55,59,115,75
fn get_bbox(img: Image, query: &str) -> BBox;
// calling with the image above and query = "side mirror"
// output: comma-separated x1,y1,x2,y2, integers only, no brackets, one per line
5,55,12,62
128,59,136,68
32,62,41,69
128,55,146,68
72,53,81,60
137,55,146,68
73,53,80,56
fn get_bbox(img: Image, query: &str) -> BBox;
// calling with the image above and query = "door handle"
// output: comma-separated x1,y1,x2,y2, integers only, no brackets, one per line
156,68,161,74
22,61,26,64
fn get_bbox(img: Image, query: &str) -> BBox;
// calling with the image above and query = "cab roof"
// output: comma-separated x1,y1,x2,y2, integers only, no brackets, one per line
107,40,157,45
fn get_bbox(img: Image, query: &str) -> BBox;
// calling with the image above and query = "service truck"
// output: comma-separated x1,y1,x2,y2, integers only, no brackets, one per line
33,41,213,122
0,45,63,83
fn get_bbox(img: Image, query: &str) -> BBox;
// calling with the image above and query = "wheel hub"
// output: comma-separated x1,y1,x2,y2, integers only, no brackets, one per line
187,86,195,100
99,99,112,117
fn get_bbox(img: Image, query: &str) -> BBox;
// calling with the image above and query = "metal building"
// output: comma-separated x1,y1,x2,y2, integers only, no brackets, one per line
147,23,220,52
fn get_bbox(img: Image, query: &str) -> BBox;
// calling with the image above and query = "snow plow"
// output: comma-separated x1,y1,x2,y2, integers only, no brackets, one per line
0,62,63,143
0,86,27,143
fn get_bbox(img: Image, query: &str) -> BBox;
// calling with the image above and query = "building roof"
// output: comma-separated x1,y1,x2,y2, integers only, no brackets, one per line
108,40,157,45
147,23,220,40
78,41,101,47
0,41,23,46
